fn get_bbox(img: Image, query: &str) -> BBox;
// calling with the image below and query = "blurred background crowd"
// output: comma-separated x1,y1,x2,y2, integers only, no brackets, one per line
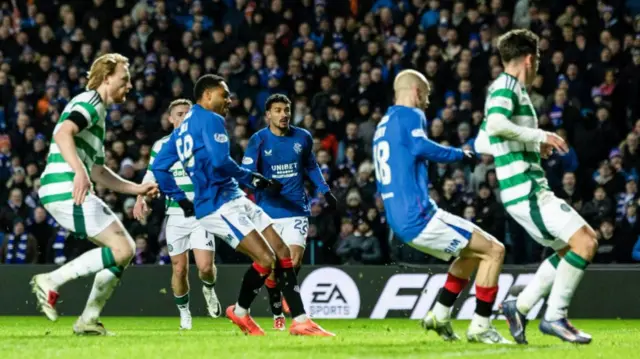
1,0,640,266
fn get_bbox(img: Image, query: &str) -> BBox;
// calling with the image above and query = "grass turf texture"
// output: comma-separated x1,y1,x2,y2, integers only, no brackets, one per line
0,317,638,359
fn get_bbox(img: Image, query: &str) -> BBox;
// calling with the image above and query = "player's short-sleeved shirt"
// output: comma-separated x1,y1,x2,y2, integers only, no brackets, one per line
475,72,549,207
143,135,194,215
241,126,329,219
39,90,106,205
374,105,463,242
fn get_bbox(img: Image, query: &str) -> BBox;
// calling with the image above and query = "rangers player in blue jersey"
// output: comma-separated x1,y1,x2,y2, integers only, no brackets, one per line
241,94,338,330
373,69,510,344
151,75,333,337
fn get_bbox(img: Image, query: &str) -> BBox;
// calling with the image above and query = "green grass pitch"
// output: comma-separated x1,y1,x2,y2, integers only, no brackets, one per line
0,317,638,359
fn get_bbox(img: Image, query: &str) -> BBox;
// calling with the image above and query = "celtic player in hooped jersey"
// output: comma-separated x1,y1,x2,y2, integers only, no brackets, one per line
134,99,221,330
31,53,158,335
474,29,597,345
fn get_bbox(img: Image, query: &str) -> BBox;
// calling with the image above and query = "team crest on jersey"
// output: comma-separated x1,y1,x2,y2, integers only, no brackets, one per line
294,142,302,154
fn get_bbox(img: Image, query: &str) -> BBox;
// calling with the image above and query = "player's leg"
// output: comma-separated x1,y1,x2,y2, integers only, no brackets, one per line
165,215,195,329
192,230,221,318
513,247,567,315
540,225,597,343
170,252,192,329
263,220,286,328
412,209,508,344
31,197,133,326
198,199,276,335
261,224,334,336
73,219,135,335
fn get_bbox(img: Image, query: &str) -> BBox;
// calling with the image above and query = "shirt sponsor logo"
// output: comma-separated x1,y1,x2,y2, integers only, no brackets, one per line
264,149,272,156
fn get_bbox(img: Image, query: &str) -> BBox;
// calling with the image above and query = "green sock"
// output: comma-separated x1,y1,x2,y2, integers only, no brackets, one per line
516,253,559,314
202,280,215,289
174,293,190,311
544,251,588,321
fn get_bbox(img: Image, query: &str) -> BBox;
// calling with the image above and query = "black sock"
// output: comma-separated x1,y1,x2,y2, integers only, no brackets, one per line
437,288,459,307
276,260,305,318
237,263,268,310
475,298,493,318
267,286,283,316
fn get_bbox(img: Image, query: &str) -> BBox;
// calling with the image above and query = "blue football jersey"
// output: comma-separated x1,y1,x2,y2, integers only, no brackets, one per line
151,104,252,219
373,105,465,242
241,126,329,219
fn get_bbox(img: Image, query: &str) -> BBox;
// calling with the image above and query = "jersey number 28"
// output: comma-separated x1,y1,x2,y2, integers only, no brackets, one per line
374,141,391,185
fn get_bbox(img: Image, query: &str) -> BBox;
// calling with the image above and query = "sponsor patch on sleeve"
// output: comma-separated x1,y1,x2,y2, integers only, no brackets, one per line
242,157,254,165
411,128,427,139
214,133,229,143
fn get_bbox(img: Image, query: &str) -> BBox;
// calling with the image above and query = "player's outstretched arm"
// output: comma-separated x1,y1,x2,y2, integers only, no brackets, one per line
91,164,158,197
202,116,253,185
484,89,547,143
151,134,187,201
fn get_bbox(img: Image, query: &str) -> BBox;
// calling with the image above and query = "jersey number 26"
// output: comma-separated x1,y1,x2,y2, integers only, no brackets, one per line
373,141,391,185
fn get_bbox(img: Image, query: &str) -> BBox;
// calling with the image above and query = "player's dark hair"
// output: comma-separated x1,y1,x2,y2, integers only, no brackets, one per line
193,74,225,101
497,29,539,64
265,94,291,111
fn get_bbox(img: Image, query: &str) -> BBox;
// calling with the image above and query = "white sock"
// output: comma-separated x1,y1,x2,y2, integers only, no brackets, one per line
470,314,491,331
234,303,248,317
48,248,114,288
293,314,308,323
274,313,285,319
432,302,452,321
175,292,190,313
80,269,119,323
545,251,587,321
516,254,558,314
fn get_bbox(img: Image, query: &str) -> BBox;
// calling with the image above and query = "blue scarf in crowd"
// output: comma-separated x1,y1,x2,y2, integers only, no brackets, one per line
52,228,68,265
5,233,28,264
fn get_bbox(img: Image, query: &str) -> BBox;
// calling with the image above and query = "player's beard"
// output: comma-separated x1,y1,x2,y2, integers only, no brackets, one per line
112,88,127,104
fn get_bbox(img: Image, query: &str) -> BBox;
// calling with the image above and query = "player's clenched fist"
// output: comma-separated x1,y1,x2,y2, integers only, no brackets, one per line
137,182,159,198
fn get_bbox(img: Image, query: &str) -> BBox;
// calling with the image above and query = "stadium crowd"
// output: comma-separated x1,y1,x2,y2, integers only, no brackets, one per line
0,0,639,266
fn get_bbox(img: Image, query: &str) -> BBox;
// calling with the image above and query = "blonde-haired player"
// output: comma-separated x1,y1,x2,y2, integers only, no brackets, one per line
134,99,221,330
31,53,158,335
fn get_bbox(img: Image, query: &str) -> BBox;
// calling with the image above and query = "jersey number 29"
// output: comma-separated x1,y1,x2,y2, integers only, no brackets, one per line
374,141,391,185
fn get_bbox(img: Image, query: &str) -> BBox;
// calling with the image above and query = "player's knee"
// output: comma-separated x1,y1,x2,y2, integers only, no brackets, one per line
172,261,188,279
196,261,213,277
113,236,135,266
490,240,506,262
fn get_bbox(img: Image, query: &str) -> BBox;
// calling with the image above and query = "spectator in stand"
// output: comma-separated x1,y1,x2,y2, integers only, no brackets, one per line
0,0,638,265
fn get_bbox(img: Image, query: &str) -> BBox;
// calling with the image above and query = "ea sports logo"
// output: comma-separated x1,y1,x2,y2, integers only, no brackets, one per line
300,267,360,319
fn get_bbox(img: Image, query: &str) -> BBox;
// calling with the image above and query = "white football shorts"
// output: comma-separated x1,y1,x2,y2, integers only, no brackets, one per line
198,196,273,249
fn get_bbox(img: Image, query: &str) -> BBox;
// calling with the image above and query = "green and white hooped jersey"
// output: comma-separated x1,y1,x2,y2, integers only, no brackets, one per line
144,135,195,215
475,73,549,207
39,90,107,205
